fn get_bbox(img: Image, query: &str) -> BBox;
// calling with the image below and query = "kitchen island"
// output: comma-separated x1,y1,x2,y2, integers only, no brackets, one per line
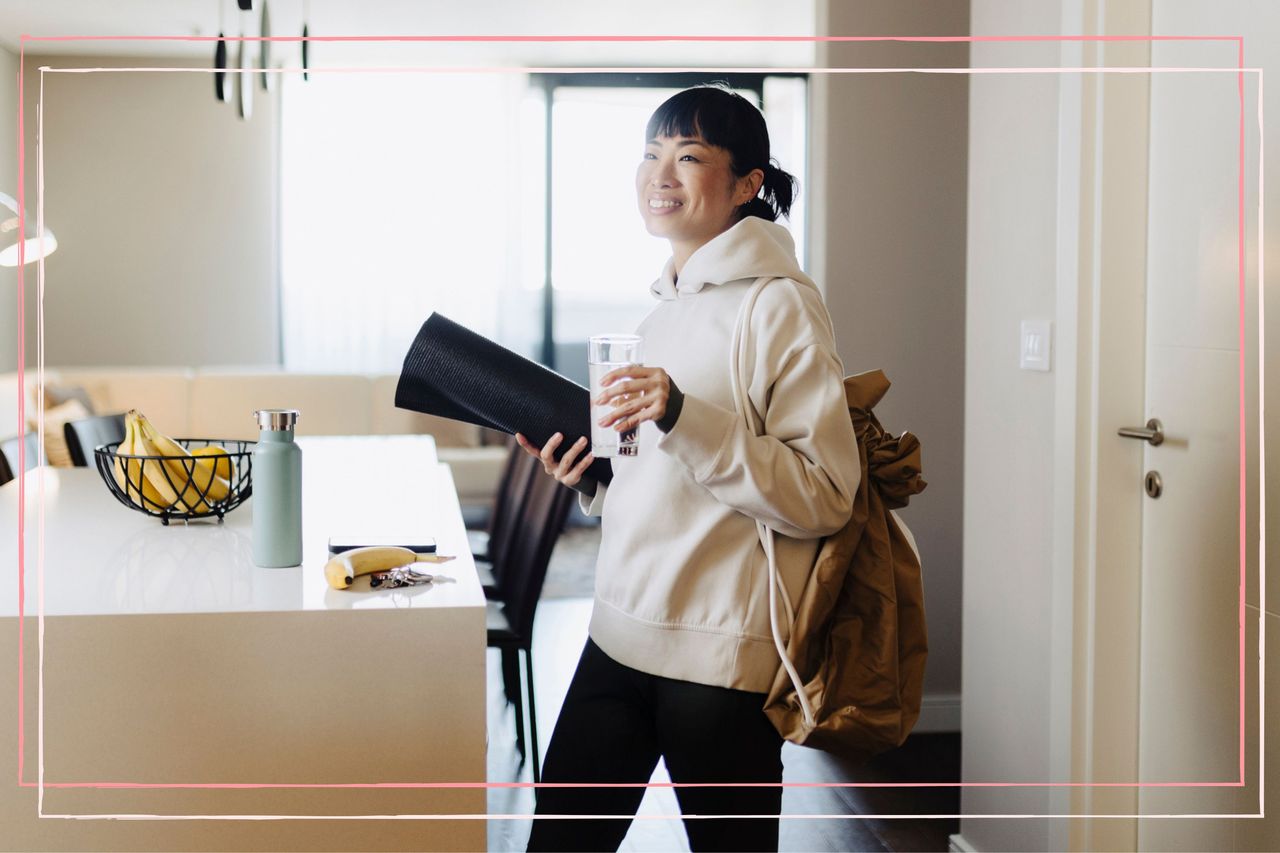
1,435,488,852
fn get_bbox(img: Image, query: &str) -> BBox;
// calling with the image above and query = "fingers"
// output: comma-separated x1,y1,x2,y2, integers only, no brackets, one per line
514,433,541,459
597,378,669,431
555,436,588,478
536,432,564,471
555,437,592,485
610,399,666,434
522,432,592,486
598,364,650,388
567,447,595,484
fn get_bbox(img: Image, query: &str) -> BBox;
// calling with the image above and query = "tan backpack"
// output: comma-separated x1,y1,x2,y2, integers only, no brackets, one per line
731,278,929,762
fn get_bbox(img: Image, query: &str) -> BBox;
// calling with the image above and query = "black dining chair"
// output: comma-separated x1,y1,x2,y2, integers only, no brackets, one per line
0,432,43,486
63,413,126,467
473,447,541,599
468,439,521,560
486,468,575,784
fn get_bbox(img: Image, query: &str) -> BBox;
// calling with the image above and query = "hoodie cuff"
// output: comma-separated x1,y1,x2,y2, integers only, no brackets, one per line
655,393,737,482
655,377,685,434
578,481,607,517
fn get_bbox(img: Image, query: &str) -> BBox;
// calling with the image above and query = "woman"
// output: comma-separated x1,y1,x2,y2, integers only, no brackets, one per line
517,85,860,853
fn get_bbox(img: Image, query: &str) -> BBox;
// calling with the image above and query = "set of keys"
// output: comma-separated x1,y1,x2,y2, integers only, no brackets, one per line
369,565,438,589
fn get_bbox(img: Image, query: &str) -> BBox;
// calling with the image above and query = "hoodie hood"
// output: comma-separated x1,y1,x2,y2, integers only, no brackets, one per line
649,216,816,301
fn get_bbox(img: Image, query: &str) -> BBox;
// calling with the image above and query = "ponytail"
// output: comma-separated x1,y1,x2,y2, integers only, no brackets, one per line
739,161,797,223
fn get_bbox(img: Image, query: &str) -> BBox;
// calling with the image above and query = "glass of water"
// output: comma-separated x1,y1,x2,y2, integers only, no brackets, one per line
588,334,644,457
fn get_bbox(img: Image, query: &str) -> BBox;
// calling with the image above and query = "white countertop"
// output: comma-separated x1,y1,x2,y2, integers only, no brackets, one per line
1,435,485,617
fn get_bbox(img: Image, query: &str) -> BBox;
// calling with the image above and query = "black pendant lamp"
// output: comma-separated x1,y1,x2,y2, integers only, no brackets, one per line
259,0,272,91
301,0,310,82
213,0,229,102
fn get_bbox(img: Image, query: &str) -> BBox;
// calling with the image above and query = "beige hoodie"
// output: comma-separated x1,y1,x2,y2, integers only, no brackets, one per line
584,217,861,693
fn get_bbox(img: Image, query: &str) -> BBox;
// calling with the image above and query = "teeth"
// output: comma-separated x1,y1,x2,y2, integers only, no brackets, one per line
649,199,681,209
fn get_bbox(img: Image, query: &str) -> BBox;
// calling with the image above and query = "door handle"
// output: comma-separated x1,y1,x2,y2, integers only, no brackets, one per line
1117,418,1164,446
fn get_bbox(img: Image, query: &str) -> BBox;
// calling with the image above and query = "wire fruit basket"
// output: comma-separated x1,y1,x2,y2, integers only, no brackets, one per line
94,439,254,524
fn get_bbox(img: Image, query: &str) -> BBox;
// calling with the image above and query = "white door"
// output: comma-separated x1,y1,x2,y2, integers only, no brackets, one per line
1129,6,1267,849
1076,7,1265,851
1135,46,1247,848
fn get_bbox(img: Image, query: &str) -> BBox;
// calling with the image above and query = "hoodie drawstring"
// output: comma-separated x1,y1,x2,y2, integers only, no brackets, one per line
731,276,816,730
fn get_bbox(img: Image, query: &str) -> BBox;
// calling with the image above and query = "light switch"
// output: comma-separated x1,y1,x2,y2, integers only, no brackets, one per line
1020,320,1051,371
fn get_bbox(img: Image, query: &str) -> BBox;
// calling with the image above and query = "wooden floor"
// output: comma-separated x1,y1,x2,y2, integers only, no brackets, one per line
485,598,960,852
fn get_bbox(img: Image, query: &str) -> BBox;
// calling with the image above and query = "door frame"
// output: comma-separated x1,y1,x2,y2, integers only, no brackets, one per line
1055,1,1152,849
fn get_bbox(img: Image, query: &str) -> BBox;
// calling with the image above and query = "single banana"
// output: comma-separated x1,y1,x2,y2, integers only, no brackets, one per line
324,546,419,590
129,412,189,511
117,412,174,511
110,418,131,492
134,412,230,509
191,445,234,483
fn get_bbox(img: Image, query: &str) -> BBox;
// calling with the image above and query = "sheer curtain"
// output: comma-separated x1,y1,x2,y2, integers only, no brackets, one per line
280,72,545,372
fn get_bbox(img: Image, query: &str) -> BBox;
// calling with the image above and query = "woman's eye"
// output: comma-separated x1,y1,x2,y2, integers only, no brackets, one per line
643,152,657,160
680,154,698,162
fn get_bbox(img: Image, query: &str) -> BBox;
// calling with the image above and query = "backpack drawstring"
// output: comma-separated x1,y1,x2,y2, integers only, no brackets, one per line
732,277,816,730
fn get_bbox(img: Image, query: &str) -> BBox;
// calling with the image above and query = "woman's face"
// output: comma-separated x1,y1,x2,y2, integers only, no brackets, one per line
635,134,762,267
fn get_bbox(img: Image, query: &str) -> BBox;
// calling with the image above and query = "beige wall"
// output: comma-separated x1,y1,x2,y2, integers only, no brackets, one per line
813,1,968,728
0,46,18,384
16,54,280,370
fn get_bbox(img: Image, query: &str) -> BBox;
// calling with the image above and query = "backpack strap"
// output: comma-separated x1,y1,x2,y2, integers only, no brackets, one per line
730,276,816,729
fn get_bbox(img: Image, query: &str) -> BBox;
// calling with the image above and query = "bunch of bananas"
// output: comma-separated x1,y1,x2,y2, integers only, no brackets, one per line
112,410,234,513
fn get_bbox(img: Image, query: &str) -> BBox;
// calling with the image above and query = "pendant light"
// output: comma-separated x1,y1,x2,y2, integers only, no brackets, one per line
301,0,310,82
259,0,272,92
235,5,252,120
213,0,229,103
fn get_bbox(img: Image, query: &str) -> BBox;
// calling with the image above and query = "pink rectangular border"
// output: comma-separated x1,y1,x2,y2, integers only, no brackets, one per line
10,33,1263,820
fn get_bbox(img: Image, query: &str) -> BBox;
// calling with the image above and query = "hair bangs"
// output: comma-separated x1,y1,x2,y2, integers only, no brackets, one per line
645,86,745,152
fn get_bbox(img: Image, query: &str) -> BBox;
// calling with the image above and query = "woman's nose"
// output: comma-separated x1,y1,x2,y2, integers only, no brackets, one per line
649,163,676,187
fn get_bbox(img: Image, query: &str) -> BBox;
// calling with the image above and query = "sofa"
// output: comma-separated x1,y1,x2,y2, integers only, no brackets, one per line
0,367,511,506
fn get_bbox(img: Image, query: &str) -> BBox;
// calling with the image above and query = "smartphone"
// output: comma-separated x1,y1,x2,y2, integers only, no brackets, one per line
327,536,437,555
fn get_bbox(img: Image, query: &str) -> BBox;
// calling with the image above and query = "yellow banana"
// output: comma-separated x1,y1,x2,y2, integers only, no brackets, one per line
118,411,175,512
110,418,131,492
134,412,230,509
192,445,233,483
129,412,190,511
324,546,419,590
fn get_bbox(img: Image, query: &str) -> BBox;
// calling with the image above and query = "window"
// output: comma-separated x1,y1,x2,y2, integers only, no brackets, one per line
280,72,807,378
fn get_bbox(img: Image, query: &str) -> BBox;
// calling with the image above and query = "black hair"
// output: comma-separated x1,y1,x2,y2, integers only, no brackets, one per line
644,83,797,222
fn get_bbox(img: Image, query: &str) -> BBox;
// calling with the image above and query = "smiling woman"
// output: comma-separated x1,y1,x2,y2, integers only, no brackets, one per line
521,85,852,853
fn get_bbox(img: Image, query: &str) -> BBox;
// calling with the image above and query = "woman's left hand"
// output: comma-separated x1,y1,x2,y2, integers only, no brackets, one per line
595,366,671,433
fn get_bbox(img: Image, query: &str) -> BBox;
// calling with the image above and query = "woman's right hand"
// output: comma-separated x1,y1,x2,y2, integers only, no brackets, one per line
515,432,595,489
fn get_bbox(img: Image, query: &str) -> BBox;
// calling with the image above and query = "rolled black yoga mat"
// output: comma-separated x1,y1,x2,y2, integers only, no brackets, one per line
395,313,614,487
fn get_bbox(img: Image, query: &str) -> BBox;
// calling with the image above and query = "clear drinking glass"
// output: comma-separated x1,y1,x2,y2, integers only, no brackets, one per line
588,334,644,457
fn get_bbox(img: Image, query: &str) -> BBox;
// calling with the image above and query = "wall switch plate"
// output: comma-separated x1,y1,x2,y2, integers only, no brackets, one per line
1020,320,1052,371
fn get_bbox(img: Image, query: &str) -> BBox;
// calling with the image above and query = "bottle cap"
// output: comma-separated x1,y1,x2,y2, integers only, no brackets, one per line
254,408,300,431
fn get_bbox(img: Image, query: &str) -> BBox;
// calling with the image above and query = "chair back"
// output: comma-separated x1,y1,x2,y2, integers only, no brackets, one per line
486,449,541,588
0,432,43,486
498,471,575,643
63,414,126,467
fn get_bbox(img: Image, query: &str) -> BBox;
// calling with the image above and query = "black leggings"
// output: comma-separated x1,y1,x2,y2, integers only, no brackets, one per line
527,638,785,853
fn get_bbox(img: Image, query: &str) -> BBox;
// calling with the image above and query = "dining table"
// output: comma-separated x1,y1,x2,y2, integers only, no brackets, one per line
0,434,488,852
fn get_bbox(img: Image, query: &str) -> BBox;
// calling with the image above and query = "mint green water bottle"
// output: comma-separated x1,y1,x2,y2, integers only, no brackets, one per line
251,408,302,568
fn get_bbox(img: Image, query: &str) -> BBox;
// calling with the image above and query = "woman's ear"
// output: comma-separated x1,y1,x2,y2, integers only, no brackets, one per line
736,168,765,205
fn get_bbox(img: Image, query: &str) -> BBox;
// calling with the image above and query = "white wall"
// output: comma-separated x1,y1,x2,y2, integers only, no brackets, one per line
961,4,1067,847
963,2,1280,850
812,0,968,729
16,54,280,369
